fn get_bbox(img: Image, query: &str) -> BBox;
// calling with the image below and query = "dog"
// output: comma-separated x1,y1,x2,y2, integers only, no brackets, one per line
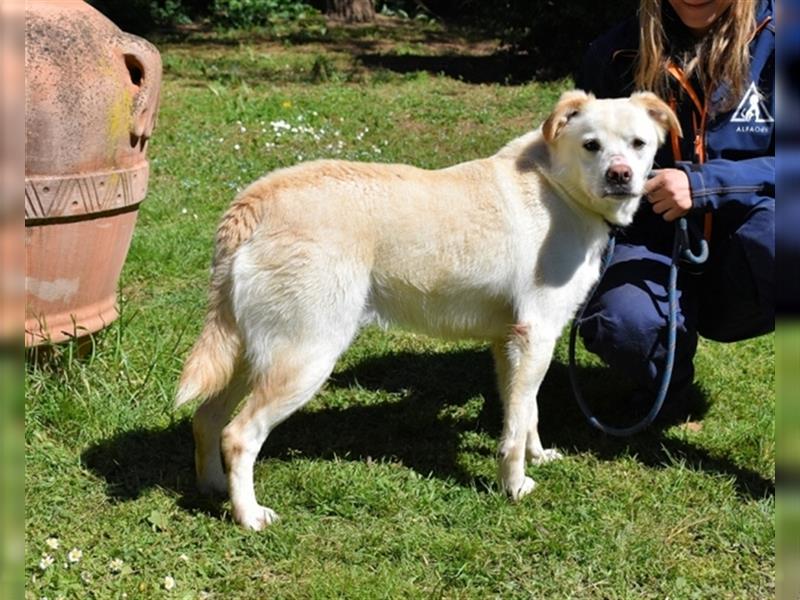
175,90,680,530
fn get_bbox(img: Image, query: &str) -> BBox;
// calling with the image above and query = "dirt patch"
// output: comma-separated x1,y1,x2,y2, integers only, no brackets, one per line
161,16,549,85
167,15,503,60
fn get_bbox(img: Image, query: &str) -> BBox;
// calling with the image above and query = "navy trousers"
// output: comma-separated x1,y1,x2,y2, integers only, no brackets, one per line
578,239,700,399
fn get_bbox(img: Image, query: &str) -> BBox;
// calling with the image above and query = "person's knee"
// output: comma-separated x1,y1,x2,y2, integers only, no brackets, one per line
580,283,663,363
580,280,699,393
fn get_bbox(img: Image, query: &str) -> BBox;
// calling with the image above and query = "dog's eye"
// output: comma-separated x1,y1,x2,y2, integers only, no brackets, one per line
582,139,601,152
632,138,646,150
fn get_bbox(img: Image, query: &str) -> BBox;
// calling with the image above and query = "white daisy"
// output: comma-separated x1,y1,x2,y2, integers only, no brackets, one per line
109,558,124,573
67,548,82,564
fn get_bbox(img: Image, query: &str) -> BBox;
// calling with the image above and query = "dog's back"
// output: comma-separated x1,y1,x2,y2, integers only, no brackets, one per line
178,152,541,409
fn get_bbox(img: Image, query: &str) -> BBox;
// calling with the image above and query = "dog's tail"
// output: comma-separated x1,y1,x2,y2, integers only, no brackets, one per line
175,296,240,408
175,189,268,408
175,301,240,408
175,254,242,409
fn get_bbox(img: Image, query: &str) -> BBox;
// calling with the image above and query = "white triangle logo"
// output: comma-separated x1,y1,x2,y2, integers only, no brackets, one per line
731,82,774,123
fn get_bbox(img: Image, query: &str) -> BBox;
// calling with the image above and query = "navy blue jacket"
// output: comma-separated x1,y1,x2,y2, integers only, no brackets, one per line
576,0,775,342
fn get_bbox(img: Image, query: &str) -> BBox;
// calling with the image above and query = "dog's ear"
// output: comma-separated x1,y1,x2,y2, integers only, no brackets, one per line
542,90,594,143
630,91,682,141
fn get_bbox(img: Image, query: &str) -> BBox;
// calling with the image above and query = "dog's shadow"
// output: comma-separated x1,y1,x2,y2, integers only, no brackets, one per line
82,347,773,512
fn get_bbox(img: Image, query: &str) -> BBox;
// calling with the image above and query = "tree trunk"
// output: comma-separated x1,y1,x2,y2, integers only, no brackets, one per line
326,0,375,22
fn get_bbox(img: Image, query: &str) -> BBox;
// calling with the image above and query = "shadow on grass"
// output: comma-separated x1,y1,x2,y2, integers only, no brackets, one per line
161,47,547,87
356,52,545,85
157,20,558,85
82,347,774,513
158,20,492,50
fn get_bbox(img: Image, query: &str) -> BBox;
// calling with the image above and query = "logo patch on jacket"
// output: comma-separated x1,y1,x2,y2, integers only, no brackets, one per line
731,82,773,133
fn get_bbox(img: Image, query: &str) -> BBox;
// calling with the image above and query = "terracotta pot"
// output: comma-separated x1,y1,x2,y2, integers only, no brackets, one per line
25,0,161,346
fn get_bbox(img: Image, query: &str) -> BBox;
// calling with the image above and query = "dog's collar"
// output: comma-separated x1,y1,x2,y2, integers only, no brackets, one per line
604,220,623,236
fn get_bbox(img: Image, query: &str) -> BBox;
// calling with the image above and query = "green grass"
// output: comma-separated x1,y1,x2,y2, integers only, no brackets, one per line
26,22,774,599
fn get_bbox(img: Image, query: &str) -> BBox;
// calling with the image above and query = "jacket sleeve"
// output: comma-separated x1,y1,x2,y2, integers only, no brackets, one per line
676,156,775,212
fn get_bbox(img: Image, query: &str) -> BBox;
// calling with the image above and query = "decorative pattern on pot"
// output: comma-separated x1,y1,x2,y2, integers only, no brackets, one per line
25,165,150,220
25,0,162,346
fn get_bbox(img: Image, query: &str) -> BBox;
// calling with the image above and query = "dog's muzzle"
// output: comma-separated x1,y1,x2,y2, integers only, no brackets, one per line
603,164,634,198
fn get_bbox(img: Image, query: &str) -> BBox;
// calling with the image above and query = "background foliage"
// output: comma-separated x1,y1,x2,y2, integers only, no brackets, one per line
89,0,639,78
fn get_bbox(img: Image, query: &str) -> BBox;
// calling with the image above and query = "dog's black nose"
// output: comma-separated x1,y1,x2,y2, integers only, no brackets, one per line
606,165,632,185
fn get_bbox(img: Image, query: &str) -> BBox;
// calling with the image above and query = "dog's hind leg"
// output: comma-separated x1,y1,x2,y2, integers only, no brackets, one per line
220,339,349,531
494,324,557,501
219,233,370,528
192,365,250,495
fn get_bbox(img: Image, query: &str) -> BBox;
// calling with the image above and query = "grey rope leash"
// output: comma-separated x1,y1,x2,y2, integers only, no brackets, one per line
568,217,708,437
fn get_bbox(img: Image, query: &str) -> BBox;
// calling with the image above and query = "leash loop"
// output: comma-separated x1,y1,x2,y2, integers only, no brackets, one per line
568,216,706,437
677,217,709,264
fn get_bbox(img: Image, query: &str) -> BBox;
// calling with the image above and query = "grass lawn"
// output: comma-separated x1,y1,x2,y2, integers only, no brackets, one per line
25,19,774,599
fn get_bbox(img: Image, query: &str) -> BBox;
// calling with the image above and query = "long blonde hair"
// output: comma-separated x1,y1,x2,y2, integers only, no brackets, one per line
636,0,756,111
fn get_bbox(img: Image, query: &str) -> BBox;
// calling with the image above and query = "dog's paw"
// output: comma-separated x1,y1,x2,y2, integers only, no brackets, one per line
527,447,563,466
504,476,536,502
234,505,280,531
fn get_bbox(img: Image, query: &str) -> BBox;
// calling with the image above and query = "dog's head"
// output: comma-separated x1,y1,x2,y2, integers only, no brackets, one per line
542,90,681,226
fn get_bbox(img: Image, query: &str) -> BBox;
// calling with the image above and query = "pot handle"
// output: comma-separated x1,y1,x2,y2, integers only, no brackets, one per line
119,34,162,141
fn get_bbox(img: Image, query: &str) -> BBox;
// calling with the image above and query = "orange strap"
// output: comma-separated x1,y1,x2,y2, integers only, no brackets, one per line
666,61,712,241
666,61,708,164
752,15,772,40
668,96,682,161
662,16,772,243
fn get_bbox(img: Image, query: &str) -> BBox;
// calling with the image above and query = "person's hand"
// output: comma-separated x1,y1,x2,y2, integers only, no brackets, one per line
644,169,692,221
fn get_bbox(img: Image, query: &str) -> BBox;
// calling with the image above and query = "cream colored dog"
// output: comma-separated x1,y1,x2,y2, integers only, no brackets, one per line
176,90,679,530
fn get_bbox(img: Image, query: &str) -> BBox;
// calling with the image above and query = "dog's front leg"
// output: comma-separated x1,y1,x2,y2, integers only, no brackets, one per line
493,324,555,501
525,418,563,466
